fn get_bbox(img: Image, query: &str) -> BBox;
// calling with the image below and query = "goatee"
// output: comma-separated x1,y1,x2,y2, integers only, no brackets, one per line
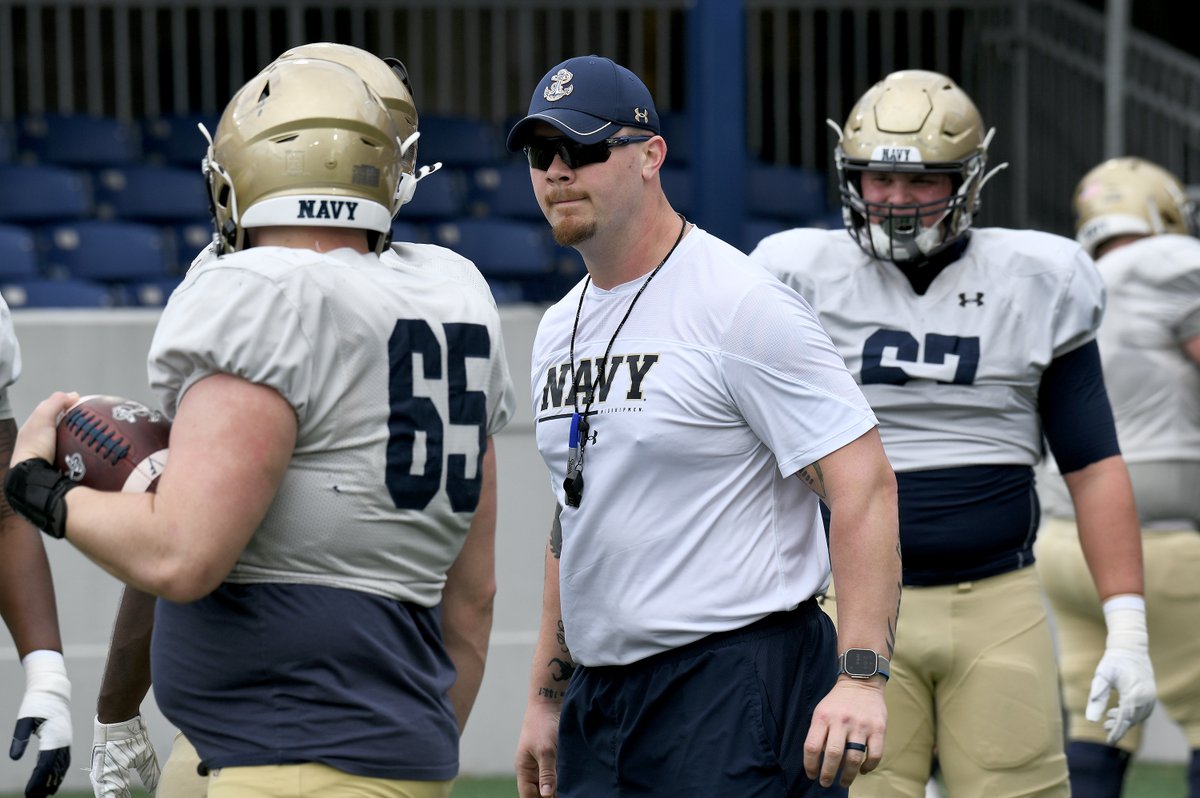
551,217,597,248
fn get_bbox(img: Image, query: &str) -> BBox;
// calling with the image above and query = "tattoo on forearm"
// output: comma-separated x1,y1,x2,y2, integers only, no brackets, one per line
548,657,575,682
799,463,827,499
556,620,570,656
538,687,566,700
886,541,902,657
549,505,564,559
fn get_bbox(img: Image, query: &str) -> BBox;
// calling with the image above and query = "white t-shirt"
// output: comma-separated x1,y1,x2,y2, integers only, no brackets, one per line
150,242,516,606
531,227,877,666
751,227,1103,472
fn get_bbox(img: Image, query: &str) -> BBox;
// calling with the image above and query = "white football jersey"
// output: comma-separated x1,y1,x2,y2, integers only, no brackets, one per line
532,228,877,666
0,296,20,421
751,228,1104,472
1093,234,1200,463
150,243,516,606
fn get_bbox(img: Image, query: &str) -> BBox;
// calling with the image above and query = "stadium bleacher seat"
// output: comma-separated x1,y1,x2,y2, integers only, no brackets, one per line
746,161,829,223
417,115,502,170
742,217,789,254
141,112,219,169
659,166,695,217
0,164,92,223
471,160,543,221
121,275,184,307
94,164,209,222
400,168,467,222
390,220,426,246
0,224,40,281
1,277,116,309
19,113,140,167
432,217,553,279
41,220,170,282
658,114,693,165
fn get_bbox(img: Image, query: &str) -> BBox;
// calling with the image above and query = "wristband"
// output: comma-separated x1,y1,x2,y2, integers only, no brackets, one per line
4,458,78,539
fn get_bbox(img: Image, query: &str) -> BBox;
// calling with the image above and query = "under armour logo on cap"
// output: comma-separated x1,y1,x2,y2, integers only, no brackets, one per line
506,54,661,150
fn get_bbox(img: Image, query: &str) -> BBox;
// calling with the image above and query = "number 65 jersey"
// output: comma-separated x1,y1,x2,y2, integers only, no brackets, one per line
148,242,516,607
750,227,1104,472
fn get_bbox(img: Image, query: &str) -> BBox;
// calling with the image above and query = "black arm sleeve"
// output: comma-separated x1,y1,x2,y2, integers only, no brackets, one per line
1038,339,1121,474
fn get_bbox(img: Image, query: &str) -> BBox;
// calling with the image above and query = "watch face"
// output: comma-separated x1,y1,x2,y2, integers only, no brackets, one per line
844,648,878,677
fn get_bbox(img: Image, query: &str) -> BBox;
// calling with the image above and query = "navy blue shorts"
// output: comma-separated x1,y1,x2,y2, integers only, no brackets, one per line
558,598,845,798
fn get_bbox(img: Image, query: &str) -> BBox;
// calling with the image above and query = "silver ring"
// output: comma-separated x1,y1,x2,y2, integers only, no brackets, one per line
845,741,868,753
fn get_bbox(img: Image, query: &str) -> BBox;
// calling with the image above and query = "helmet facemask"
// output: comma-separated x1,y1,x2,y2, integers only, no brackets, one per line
833,70,1007,264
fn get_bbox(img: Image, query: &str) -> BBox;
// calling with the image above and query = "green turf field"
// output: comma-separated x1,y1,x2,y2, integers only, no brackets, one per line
1,764,1189,797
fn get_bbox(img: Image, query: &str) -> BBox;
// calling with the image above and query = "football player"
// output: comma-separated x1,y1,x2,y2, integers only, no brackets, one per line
6,53,514,798
0,298,72,798
86,42,469,798
749,70,1156,797
1037,156,1200,798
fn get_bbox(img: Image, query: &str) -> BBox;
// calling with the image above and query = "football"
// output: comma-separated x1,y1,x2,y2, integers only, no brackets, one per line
55,395,171,493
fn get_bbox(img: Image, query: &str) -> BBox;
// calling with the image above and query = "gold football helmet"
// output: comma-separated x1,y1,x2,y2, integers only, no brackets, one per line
1073,156,1196,257
203,58,403,253
832,69,1006,263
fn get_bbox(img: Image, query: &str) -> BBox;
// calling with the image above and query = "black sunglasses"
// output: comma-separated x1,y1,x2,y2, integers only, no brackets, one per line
524,135,655,171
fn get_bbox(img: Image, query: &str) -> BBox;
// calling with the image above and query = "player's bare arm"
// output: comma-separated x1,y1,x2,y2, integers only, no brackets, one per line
516,506,572,798
0,418,64,657
1065,454,1143,600
97,586,156,723
799,426,900,788
13,377,296,601
442,438,498,732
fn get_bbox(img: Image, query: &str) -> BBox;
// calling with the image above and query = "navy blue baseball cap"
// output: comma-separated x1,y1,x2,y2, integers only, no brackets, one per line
506,55,660,150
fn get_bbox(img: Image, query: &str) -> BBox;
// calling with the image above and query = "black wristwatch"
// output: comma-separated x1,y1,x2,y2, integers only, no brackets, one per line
837,648,890,681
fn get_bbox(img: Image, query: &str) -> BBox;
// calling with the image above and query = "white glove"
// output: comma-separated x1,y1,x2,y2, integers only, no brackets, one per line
9,650,72,798
1085,594,1157,744
89,715,161,798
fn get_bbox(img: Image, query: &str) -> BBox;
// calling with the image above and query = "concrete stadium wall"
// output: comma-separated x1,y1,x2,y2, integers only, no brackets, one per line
0,308,1188,793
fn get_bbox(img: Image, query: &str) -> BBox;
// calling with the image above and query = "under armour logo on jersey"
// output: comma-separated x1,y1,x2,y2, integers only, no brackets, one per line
297,199,359,221
585,429,598,445
958,292,984,307
544,69,574,102
634,107,649,124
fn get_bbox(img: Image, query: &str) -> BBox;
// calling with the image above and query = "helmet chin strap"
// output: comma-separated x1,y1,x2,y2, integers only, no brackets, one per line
393,130,444,209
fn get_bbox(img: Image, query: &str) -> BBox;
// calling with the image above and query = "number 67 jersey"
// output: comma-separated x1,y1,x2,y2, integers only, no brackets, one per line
750,226,1104,473
148,241,516,607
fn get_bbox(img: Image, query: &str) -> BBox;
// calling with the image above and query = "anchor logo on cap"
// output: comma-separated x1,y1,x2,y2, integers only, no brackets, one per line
544,69,575,102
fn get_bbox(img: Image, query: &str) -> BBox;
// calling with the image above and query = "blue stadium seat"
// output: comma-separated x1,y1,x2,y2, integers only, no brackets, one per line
19,114,140,167
471,160,543,221
659,166,694,217
121,276,184,307
400,169,467,222
432,218,553,278
0,164,91,223
658,114,693,165
170,220,216,264
742,217,789,254
417,115,502,170
94,165,209,222
141,113,219,169
390,220,426,246
746,162,829,222
41,220,170,282
0,277,116,309
0,224,40,281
